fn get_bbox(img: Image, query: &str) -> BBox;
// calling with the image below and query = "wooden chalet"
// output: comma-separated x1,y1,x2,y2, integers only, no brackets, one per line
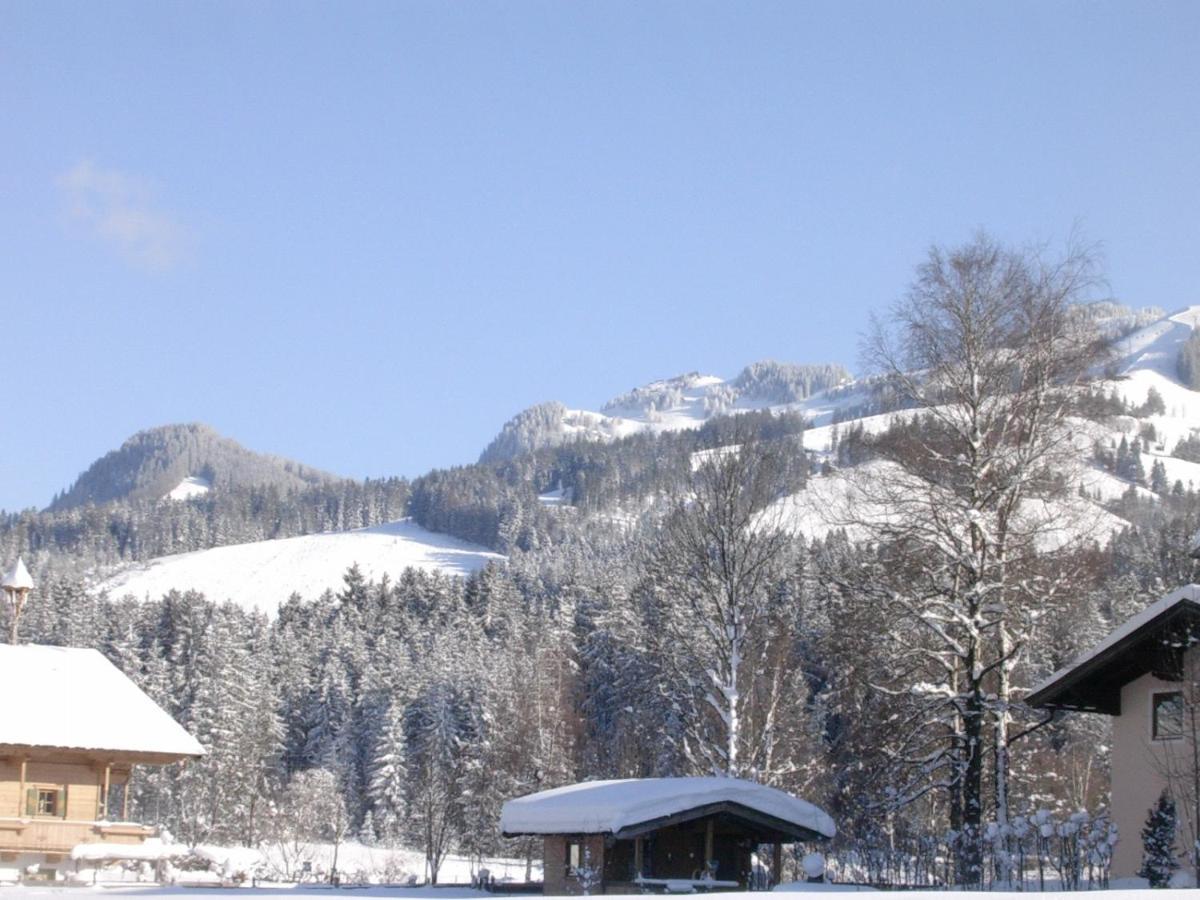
1028,583,1200,879
500,777,835,894
0,643,203,882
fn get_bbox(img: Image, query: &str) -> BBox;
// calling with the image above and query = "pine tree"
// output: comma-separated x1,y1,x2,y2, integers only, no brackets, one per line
1131,441,1147,485
1179,332,1200,389
365,698,408,843
1152,460,1170,495
1138,790,1179,888
1117,436,1131,479
1144,385,1167,416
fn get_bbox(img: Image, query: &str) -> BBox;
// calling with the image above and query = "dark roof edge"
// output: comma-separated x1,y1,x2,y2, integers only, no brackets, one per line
1027,594,1200,711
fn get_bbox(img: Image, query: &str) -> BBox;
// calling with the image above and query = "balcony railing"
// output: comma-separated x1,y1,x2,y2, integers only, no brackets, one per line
0,817,154,853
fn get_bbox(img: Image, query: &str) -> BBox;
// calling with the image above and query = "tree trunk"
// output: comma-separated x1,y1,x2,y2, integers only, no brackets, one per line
960,683,985,887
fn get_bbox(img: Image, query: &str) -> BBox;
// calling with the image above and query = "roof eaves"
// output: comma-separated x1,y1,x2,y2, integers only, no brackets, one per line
1028,595,1200,711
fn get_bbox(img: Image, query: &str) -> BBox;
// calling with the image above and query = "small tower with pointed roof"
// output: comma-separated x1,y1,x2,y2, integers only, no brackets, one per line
2,556,34,644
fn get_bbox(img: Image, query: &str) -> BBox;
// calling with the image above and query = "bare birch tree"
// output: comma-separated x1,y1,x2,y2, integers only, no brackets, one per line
645,427,800,779
839,232,1107,883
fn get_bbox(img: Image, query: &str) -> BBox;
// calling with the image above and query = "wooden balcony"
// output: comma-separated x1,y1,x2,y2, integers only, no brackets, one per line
0,817,154,854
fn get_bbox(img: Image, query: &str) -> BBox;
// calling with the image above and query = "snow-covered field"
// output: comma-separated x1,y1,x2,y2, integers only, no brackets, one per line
95,519,504,614
25,840,539,891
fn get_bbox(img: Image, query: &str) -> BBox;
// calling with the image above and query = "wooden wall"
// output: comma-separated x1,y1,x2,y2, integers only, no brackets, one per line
542,834,607,895
0,756,129,821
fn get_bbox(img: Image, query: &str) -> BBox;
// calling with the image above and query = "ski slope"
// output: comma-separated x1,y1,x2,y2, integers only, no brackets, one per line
95,519,504,614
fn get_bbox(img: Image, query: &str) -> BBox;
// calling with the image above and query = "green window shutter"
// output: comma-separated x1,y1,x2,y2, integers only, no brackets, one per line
25,787,36,817
57,788,67,819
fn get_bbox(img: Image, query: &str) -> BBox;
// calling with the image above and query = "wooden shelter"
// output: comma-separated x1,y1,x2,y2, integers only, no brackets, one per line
500,777,835,894
0,644,203,882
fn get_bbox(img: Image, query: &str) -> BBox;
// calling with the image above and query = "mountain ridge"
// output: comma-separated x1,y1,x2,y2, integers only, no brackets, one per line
479,360,852,463
48,422,341,511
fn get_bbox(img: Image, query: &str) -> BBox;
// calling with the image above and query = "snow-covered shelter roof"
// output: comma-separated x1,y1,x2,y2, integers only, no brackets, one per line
0,644,204,762
500,777,836,841
1027,584,1200,715
1,556,33,591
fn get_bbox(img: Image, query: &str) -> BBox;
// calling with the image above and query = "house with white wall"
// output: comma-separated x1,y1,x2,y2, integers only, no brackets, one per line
1028,584,1200,880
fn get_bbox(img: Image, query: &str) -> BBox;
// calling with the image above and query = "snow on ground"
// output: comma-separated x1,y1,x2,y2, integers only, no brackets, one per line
52,841,539,890
186,842,537,886
165,476,211,501
0,887,1190,899
1078,467,1158,503
767,462,1130,549
18,890,440,899
538,487,572,507
95,520,504,614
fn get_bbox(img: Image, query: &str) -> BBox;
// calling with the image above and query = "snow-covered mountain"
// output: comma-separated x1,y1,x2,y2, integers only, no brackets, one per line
49,423,338,510
81,305,1200,614
479,305,1200,549
479,361,851,463
95,518,503,614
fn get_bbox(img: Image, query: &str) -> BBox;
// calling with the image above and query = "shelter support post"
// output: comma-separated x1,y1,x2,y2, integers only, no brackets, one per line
635,837,644,878
17,758,26,816
101,763,111,819
705,818,714,865
122,766,132,820
772,843,782,887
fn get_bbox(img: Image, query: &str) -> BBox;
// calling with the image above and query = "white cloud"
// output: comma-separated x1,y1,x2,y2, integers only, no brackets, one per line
56,160,190,272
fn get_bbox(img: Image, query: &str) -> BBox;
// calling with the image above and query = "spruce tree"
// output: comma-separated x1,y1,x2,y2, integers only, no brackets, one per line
1138,790,1179,887
1152,460,1170,495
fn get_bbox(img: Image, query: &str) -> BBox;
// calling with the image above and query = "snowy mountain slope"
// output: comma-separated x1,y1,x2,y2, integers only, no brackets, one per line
573,305,1200,544
95,519,504,614
1108,306,1200,378
766,461,1131,548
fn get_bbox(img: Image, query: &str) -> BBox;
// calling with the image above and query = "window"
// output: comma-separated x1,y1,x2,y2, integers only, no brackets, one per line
36,789,57,816
26,786,66,819
1153,691,1184,740
566,840,582,874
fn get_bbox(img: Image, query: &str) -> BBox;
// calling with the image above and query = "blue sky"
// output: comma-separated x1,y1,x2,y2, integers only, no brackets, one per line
1,1,1197,510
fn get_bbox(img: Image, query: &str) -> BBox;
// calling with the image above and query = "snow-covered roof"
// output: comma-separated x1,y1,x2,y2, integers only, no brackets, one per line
500,777,836,840
71,840,192,862
1027,584,1200,713
1,556,34,591
0,644,204,760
